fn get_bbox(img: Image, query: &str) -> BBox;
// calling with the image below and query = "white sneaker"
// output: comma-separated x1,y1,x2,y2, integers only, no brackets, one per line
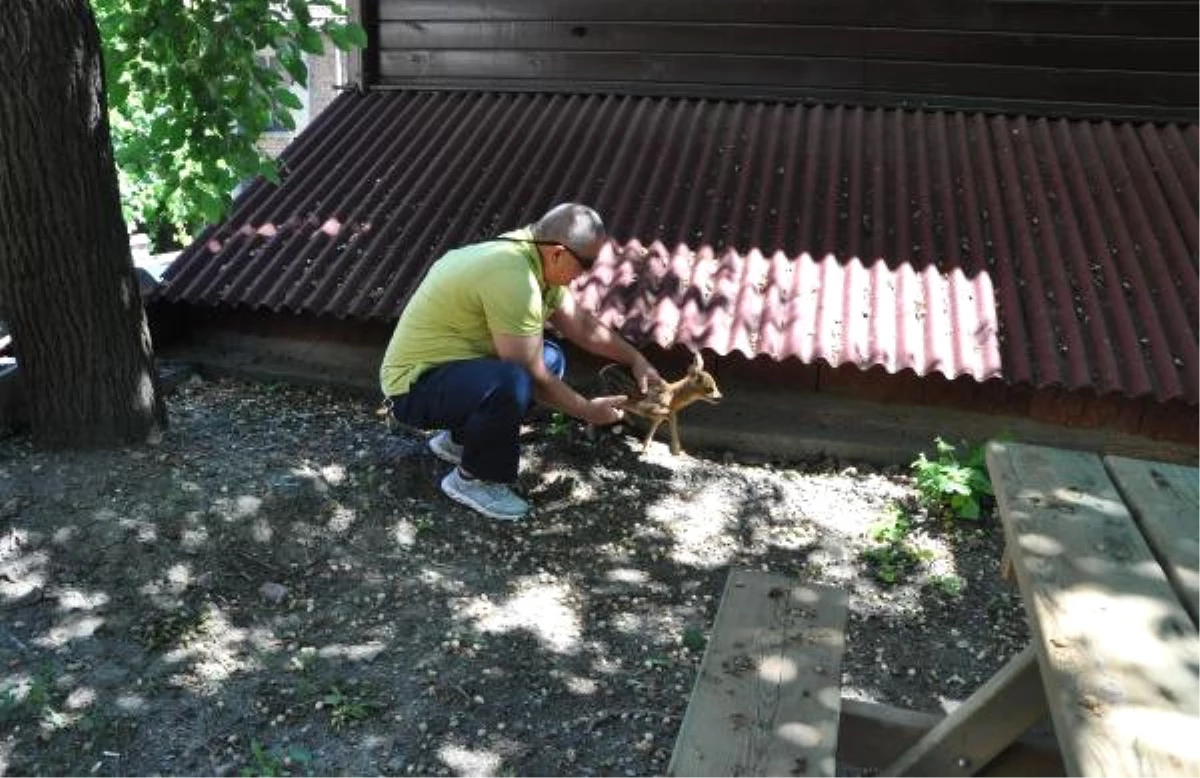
428,430,464,465
441,468,529,521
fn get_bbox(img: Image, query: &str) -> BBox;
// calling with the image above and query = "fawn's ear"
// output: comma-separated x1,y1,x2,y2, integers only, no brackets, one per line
689,350,704,374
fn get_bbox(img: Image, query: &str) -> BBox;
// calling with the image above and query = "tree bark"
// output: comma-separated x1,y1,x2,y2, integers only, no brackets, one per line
0,0,166,447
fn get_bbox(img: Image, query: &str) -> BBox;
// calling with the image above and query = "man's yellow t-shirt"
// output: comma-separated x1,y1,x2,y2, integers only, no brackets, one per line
379,228,566,397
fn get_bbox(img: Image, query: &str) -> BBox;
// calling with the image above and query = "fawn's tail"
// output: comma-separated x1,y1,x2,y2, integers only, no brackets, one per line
599,363,639,399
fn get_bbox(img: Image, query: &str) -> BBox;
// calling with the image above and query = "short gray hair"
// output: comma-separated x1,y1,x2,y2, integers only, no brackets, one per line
532,203,606,254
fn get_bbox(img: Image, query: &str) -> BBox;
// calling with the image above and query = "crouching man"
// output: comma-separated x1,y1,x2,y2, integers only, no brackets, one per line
380,203,662,521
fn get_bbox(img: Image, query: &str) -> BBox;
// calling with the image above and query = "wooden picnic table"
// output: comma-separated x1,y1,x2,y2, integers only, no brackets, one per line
887,441,1199,777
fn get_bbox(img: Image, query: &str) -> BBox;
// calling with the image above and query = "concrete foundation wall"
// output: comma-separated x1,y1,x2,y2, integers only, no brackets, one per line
151,306,1198,466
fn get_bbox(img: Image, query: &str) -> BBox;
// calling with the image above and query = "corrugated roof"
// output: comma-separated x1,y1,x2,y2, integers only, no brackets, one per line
159,90,1199,405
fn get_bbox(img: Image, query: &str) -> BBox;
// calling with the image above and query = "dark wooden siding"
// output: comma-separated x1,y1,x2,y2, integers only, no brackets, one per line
372,0,1198,121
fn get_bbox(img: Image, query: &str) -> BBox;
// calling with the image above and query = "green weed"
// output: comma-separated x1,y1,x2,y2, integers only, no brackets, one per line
321,685,377,730
137,605,212,650
681,625,707,653
549,411,570,437
0,667,54,726
911,438,993,520
240,739,312,777
861,505,934,585
927,574,965,598
287,646,319,674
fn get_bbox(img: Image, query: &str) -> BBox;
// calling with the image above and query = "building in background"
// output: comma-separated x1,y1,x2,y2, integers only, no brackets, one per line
152,0,1199,458
257,5,348,159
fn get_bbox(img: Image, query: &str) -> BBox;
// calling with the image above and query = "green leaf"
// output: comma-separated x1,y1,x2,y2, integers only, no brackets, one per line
273,88,303,111
259,161,282,185
343,22,368,48
297,27,324,55
325,24,349,50
93,0,346,242
326,22,367,51
278,48,309,87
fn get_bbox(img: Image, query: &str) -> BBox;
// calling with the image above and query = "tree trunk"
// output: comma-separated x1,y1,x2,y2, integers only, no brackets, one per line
0,0,166,447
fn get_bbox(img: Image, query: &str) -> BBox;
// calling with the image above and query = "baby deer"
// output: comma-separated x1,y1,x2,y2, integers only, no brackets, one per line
600,351,722,455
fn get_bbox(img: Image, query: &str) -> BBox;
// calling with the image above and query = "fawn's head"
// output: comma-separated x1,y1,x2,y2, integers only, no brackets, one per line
672,351,723,410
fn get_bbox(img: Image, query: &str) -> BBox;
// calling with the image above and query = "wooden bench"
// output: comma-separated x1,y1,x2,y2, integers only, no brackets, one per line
927,442,1198,778
668,569,849,777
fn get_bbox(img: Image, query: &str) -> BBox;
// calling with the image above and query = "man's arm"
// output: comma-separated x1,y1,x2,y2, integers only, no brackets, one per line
549,293,662,392
492,331,626,425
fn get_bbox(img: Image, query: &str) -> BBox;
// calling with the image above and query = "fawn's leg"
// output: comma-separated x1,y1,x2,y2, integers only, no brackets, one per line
642,418,664,451
668,413,683,455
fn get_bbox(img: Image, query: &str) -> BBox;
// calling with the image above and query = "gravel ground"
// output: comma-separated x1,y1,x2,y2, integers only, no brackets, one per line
0,376,1029,776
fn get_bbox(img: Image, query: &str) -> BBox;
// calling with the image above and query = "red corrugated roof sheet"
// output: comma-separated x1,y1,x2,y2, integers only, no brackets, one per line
159,91,1199,405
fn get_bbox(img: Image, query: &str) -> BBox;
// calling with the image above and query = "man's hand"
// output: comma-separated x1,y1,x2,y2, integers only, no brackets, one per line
585,395,627,426
631,358,664,395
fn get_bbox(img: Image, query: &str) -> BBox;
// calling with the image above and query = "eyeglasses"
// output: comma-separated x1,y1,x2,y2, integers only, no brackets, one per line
495,238,597,271
555,243,598,272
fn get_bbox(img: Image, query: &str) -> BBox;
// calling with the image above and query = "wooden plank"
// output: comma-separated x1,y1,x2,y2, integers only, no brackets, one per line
375,75,1199,124
378,0,1200,37
1103,455,1199,627
668,569,848,777
378,21,1196,72
886,645,1048,775
838,698,1065,775
985,441,1200,777
1000,545,1015,581
378,50,1198,109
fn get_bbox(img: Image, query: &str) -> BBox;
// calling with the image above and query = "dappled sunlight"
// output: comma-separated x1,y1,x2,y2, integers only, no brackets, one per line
562,673,600,695
249,515,273,542
1048,484,1126,516
210,494,263,522
37,614,104,648
328,503,357,533
138,562,199,603
115,692,148,714
291,461,351,493
758,653,799,684
1104,706,1200,765
161,606,250,687
390,518,419,547
320,463,348,485
313,641,387,663
645,487,737,568
1051,587,1192,661
460,576,582,654
0,377,1037,774
0,548,47,601
610,611,648,635
64,686,96,711
776,720,822,747
437,743,503,776
54,586,110,611
604,567,651,585
135,369,155,413
1,670,35,704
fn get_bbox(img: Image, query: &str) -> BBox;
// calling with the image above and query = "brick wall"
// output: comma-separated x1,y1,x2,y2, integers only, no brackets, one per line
257,43,343,159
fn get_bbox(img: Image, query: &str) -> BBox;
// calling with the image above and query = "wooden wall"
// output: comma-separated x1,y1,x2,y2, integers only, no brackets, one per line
370,0,1197,122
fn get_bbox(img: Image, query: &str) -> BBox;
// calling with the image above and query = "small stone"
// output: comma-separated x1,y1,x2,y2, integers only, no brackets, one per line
259,582,289,603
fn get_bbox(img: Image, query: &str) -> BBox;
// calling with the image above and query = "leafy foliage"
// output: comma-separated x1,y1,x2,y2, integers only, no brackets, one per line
926,574,964,598
861,506,934,585
240,739,313,777
911,437,993,520
93,0,366,244
681,625,707,653
320,685,377,730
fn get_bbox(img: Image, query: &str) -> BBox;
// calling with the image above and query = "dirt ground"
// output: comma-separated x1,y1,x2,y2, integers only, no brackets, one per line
0,376,1029,776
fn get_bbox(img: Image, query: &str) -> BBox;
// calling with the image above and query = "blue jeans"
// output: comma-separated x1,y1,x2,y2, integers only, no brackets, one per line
387,340,566,483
